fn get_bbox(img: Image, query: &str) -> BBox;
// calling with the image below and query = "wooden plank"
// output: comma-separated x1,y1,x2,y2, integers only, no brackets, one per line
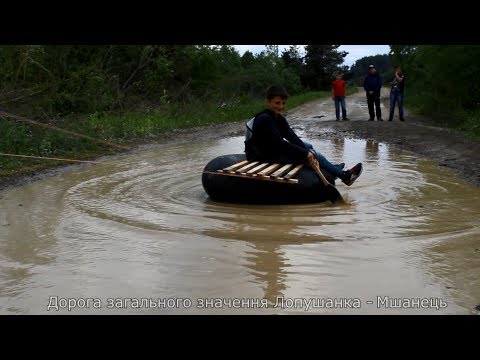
284,164,303,180
220,160,249,173
203,170,298,184
270,164,294,178
257,163,281,176
235,161,260,174
246,162,270,176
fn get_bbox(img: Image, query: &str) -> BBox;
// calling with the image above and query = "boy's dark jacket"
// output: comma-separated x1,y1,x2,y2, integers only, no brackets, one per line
363,73,382,95
244,109,309,164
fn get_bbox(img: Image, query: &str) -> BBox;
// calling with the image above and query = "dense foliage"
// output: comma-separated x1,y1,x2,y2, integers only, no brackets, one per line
0,45,348,118
389,45,480,136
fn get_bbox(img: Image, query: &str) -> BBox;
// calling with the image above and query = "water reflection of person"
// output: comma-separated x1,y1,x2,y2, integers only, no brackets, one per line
332,137,345,155
202,208,332,305
247,240,287,303
365,139,379,158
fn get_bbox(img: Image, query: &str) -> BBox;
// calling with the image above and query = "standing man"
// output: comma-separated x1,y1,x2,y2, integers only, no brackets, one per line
363,64,383,121
388,64,405,121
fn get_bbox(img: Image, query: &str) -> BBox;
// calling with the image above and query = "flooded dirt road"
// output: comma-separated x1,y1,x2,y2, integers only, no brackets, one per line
1,90,480,314
287,87,480,187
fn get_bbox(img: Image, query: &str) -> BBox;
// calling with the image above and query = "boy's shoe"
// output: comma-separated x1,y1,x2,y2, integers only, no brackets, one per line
342,163,363,186
336,118,340,121
377,117,383,121
400,118,405,121
342,117,350,121
368,117,374,121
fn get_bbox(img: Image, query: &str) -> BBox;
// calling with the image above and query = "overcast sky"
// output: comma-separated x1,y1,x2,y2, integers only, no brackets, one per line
234,45,390,67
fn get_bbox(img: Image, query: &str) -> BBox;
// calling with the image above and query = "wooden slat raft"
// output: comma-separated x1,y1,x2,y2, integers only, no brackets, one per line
207,160,304,184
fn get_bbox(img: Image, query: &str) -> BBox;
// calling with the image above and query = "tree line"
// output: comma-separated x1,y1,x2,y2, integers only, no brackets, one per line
0,45,348,118
1,45,478,134
389,46,480,115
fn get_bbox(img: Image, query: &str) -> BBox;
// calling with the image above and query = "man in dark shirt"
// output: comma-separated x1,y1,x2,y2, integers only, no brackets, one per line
363,64,383,121
244,85,362,186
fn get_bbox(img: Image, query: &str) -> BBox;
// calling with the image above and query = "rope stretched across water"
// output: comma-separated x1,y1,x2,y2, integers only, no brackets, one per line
0,110,130,165
0,153,101,164
0,111,130,151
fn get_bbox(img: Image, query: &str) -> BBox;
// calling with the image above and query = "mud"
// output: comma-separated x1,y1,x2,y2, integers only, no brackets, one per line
2,87,480,191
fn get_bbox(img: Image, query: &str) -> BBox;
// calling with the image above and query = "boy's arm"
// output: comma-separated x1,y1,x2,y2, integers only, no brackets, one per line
281,118,308,149
256,116,309,162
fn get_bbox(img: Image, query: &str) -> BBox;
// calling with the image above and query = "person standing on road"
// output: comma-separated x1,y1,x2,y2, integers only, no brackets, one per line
331,71,349,121
363,64,383,121
388,64,405,121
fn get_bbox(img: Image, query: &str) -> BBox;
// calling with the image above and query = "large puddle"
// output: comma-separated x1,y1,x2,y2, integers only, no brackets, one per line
1,135,479,314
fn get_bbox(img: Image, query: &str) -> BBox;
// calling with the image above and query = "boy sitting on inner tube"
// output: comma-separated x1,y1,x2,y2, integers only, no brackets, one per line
244,85,362,186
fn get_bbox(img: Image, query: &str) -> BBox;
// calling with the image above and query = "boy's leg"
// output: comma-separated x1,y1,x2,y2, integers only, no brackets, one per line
315,152,344,178
367,94,375,120
340,96,347,119
374,96,382,120
334,97,340,120
389,92,396,121
302,140,313,150
304,142,345,171
316,151,362,185
398,93,404,120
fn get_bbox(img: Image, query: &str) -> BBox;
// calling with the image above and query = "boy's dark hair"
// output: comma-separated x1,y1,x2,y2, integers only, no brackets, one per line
265,85,289,100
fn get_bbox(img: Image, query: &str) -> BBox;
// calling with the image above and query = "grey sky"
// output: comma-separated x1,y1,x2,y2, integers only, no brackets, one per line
234,45,390,67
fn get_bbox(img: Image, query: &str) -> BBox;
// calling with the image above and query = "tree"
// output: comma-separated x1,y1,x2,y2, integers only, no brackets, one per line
241,51,255,69
281,45,303,75
301,45,347,90
349,54,393,86
389,45,416,67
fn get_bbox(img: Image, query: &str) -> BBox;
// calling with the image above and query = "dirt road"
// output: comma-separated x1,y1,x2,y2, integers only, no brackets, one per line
286,88,480,187
1,88,480,190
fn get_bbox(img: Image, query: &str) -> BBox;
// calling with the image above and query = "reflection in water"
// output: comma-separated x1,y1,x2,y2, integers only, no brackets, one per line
332,137,345,153
203,209,334,304
365,139,379,157
249,241,286,303
1,136,480,314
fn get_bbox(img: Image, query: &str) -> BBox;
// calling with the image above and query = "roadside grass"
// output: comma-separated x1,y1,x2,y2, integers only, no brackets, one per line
0,91,329,177
406,92,480,140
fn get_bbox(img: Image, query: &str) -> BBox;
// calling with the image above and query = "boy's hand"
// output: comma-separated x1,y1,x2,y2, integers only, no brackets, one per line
306,151,319,169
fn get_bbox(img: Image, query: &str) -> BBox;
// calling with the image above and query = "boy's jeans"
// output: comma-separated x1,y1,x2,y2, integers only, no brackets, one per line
334,96,347,119
302,141,343,177
389,91,404,120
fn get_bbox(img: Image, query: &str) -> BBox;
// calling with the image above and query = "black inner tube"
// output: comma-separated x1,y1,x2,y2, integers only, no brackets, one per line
202,154,336,205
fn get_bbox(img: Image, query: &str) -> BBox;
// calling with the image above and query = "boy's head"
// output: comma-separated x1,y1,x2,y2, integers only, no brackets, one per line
394,64,402,72
265,85,289,100
335,71,343,79
265,85,289,115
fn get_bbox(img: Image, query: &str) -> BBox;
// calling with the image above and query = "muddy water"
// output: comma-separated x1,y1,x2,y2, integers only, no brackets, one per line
1,135,479,314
